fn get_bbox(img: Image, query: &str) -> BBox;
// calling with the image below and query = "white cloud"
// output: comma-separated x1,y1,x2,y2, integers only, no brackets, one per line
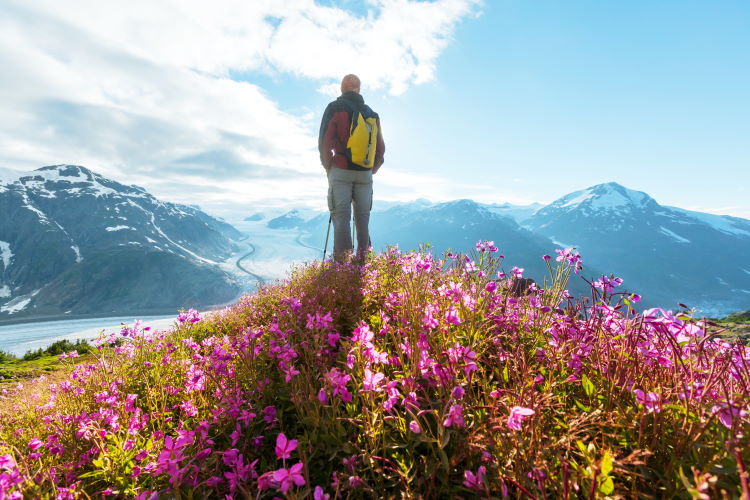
0,0,480,216
14,0,480,95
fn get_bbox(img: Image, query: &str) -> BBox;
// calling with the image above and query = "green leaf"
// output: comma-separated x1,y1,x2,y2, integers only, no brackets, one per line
601,451,613,476
581,374,595,397
576,440,588,455
599,476,614,495
502,364,509,382
574,399,591,413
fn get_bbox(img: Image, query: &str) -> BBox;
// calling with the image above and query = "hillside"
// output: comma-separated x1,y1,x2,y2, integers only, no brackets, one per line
0,165,243,319
0,244,747,498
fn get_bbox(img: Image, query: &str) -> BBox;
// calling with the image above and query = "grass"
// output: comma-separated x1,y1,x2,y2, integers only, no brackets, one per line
0,339,94,385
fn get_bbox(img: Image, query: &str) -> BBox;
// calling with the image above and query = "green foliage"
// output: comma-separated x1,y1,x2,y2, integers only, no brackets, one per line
22,338,92,361
0,350,17,363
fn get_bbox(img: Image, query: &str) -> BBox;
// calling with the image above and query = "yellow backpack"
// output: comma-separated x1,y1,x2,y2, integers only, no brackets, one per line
344,103,379,169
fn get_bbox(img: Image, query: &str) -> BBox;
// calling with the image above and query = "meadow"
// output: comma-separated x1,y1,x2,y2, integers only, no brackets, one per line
0,243,748,498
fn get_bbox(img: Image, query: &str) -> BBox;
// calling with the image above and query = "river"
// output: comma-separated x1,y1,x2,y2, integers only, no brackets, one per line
0,315,177,356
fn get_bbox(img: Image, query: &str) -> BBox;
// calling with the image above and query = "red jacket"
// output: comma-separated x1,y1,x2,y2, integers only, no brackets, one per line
318,92,385,172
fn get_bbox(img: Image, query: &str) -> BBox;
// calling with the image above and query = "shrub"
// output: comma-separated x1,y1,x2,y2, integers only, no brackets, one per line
0,350,17,364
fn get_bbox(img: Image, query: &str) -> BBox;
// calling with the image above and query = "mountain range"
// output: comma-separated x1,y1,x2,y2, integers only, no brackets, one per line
2,164,747,320
0,165,243,320
283,182,750,316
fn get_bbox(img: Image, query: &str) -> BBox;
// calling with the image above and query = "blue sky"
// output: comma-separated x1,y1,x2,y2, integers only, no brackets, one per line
1,0,748,218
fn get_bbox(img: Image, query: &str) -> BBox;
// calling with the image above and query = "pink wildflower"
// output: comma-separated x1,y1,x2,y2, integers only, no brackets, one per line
314,485,331,500
275,433,298,460
712,404,748,428
445,307,461,325
507,406,534,431
443,404,466,428
273,462,305,493
463,465,486,491
28,438,44,450
634,389,662,413
409,420,421,434
362,368,385,392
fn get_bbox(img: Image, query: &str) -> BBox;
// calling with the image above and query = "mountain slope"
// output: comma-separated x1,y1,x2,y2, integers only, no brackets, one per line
0,164,243,319
299,199,598,296
525,182,750,314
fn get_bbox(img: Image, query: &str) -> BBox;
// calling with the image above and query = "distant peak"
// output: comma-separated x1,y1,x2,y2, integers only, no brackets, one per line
551,182,654,212
36,164,96,181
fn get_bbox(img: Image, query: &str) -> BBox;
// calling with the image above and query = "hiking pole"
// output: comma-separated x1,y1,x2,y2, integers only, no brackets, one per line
323,215,332,260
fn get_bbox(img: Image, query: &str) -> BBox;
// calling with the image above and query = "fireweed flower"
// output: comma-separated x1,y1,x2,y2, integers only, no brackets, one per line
362,368,385,392
273,463,305,493
475,240,498,252
445,307,461,325
593,275,623,294
409,420,421,434
28,438,44,450
511,266,524,279
443,404,466,428
634,389,662,413
451,386,465,400
463,465,486,491
711,404,748,428
185,364,206,392
314,486,331,500
507,406,534,431
275,433,298,460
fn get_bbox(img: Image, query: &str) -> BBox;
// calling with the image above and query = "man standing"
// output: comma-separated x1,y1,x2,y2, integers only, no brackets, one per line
318,74,385,261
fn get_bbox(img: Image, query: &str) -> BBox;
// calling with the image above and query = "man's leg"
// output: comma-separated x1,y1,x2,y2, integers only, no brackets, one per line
328,168,354,260
352,170,373,259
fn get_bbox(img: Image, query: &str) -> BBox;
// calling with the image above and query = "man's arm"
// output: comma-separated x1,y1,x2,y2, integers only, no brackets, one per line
318,104,334,169
373,117,385,174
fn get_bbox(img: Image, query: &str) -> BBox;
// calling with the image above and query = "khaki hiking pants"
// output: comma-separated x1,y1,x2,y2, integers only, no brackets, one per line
327,167,373,259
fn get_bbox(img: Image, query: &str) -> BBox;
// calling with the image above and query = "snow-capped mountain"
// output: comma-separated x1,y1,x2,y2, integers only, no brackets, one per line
297,198,599,297
0,164,243,319
482,202,545,224
267,209,307,229
525,182,750,315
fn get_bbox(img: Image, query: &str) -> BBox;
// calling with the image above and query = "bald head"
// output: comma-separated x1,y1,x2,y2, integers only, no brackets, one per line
341,74,361,94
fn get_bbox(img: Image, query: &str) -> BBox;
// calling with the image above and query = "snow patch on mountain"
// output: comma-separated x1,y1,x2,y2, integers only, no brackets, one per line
106,225,133,232
0,167,24,185
19,190,50,224
551,237,577,249
139,203,218,265
481,202,544,224
0,241,12,269
71,245,82,263
666,207,750,238
659,227,690,243
0,286,10,298
0,289,40,314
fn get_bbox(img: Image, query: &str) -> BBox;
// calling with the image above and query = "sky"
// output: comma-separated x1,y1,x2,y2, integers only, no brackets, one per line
1,0,748,219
